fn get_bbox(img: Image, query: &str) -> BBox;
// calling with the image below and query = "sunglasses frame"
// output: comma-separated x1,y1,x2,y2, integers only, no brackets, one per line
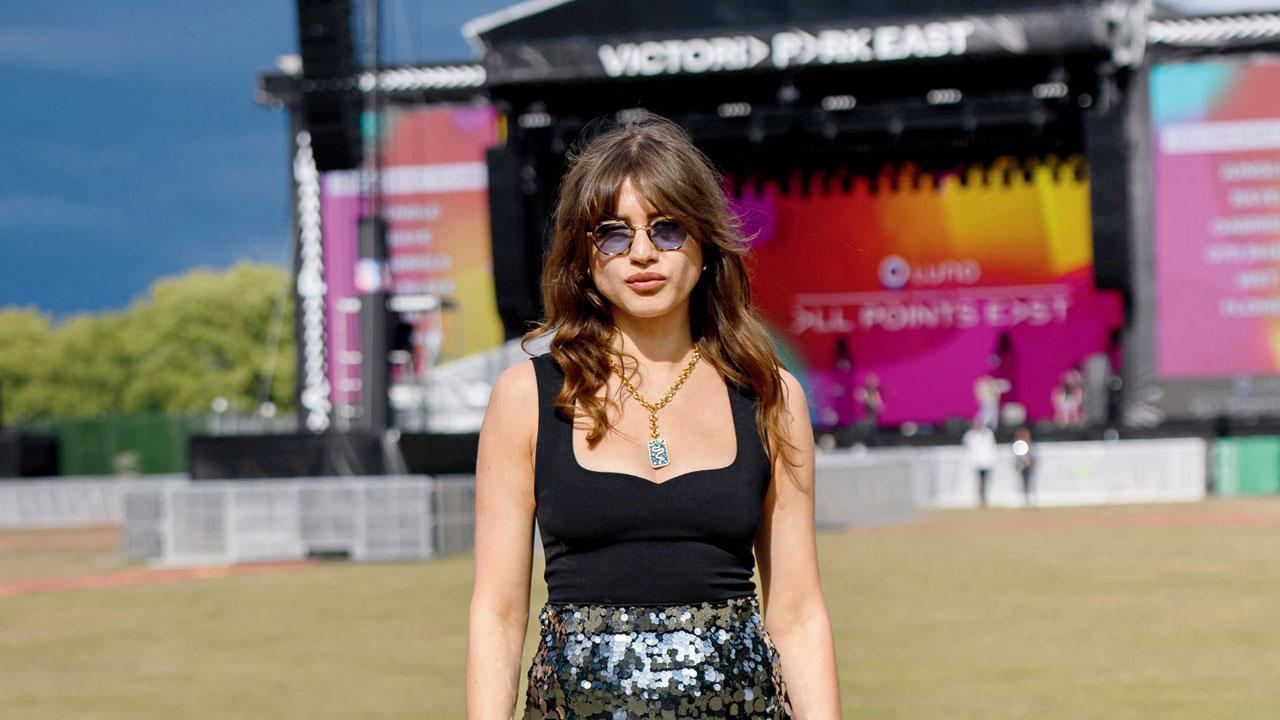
586,218,689,257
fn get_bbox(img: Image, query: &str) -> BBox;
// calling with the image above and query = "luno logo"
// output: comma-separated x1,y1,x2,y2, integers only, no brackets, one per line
878,255,982,289
878,255,911,289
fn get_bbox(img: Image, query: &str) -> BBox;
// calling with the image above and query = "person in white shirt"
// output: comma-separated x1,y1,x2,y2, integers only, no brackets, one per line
962,419,998,507
973,374,1011,430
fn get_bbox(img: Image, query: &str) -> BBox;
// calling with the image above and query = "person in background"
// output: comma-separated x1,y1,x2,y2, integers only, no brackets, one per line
828,338,856,428
856,373,884,428
1064,369,1085,426
1051,376,1072,427
962,419,998,508
1051,369,1086,427
1012,426,1036,507
973,374,1010,430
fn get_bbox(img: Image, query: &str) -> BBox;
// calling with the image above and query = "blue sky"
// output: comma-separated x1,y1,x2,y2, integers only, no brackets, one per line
8,1,1277,318
0,0,514,317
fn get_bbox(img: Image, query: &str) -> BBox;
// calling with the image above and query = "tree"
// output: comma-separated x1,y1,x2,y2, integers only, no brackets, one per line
0,261,296,422
0,307,55,424
121,261,296,415
38,310,134,418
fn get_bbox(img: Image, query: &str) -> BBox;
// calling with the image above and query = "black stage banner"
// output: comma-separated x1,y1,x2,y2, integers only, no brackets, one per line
470,3,1113,85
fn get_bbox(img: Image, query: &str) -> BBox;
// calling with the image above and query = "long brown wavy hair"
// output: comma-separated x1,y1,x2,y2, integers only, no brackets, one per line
519,110,804,481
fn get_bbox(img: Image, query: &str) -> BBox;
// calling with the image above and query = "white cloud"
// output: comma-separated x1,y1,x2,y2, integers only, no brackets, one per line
0,191,129,231
157,229,291,268
0,28,138,76
17,144,140,177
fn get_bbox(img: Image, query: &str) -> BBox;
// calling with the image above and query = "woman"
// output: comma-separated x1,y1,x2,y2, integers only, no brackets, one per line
466,111,841,718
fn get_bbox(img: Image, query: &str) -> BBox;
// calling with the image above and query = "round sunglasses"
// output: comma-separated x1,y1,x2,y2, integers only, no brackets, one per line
587,218,690,256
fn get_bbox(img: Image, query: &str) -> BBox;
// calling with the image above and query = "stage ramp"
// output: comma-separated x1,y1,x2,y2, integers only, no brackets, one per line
395,335,550,434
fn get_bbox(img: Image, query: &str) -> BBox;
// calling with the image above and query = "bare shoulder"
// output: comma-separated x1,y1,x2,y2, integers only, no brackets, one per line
492,357,538,402
480,358,539,455
771,367,815,493
776,366,814,448
777,367,809,413
488,358,538,420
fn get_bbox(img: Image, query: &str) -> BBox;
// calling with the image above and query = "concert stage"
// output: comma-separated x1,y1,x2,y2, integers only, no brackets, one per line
228,1,1280,477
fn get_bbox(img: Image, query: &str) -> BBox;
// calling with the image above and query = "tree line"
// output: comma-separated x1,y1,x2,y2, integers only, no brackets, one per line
0,261,295,424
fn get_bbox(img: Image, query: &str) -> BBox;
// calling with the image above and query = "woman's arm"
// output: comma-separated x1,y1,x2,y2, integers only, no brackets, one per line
754,369,843,719
466,360,538,719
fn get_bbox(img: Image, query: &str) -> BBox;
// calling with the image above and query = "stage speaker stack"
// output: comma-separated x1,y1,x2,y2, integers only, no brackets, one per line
1083,87,1133,303
295,0,361,172
0,430,17,478
1083,352,1112,427
0,384,17,477
0,430,59,478
358,215,390,433
487,143,543,338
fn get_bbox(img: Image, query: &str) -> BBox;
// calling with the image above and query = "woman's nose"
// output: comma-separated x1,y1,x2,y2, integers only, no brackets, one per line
629,227,658,261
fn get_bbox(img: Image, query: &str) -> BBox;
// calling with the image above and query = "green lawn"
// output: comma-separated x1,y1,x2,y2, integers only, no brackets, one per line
2,498,1279,719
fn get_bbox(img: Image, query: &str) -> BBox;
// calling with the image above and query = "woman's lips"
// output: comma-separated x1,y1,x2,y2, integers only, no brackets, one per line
627,279,665,291
626,274,666,291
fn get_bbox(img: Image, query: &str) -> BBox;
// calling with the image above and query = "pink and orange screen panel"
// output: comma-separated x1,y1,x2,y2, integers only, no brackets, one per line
731,160,1123,426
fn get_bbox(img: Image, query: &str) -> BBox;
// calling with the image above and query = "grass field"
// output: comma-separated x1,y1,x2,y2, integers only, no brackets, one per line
2,498,1279,719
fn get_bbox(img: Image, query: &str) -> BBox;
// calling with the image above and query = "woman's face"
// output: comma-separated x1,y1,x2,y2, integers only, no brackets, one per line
589,177,703,323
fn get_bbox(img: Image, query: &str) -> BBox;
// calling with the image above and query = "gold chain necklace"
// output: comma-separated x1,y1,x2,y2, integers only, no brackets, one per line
606,347,701,469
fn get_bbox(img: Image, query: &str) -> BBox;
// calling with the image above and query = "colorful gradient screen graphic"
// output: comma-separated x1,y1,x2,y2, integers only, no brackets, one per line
1152,56,1280,378
321,106,502,411
731,160,1123,427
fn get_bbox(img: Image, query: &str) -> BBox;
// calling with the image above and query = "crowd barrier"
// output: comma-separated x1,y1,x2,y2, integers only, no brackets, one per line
813,454,919,529
6,437,1211,567
833,437,1208,509
0,476,186,528
122,476,477,567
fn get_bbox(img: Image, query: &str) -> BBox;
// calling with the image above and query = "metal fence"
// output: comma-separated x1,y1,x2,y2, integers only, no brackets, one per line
8,436,1212,567
121,476,477,567
813,453,919,529
825,437,1209,509
0,476,187,528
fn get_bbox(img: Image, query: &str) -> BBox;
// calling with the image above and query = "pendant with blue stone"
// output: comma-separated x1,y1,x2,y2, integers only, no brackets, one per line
647,438,670,469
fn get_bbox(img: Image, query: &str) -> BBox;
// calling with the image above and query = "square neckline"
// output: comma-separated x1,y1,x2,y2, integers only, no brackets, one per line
568,375,741,488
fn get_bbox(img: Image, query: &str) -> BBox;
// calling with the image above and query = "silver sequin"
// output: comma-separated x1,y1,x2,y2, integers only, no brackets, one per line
523,594,792,719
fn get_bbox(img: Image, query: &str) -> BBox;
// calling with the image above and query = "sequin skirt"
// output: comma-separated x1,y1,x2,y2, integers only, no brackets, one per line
523,594,792,719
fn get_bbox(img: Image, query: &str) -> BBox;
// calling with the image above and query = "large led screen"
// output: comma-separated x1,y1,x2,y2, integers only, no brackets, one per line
733,159,1124,427
1152,56,1280,379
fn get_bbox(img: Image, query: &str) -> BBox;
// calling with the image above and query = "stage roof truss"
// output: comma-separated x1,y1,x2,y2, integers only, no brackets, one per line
256,61,487,108
1148,12,1280,48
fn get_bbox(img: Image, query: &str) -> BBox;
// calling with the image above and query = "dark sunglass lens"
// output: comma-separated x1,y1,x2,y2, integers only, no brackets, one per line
594,224,632,254
650,220,688,249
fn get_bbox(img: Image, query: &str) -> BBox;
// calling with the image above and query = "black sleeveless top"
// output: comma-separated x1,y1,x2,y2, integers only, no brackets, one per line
530,352,773,605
